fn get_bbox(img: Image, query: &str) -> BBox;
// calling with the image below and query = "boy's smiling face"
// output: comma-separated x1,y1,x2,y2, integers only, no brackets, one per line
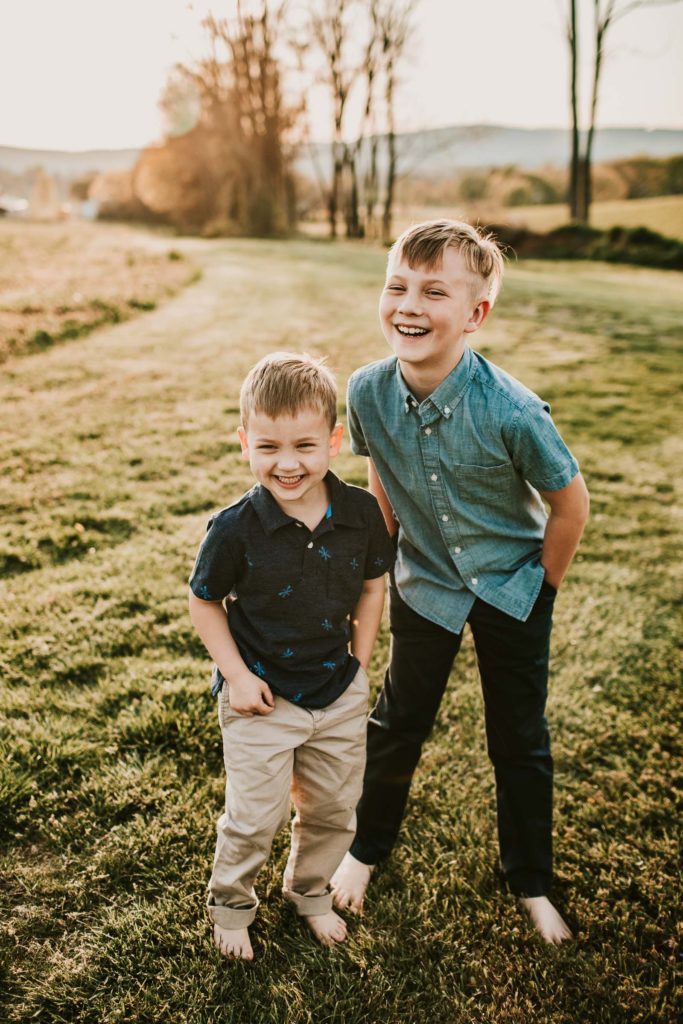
379,246,490,394
238,407,343,516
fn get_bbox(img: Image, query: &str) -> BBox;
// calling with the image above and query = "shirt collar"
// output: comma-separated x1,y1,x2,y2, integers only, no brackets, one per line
395,346,475,419
249,471,363,534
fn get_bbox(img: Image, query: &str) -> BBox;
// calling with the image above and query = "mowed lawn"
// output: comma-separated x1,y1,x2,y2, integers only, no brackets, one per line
1,228,681,1024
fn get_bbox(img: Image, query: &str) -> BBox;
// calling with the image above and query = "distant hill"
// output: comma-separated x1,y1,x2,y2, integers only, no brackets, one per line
297,125,683,180
2,125,682,189
0,145,141,178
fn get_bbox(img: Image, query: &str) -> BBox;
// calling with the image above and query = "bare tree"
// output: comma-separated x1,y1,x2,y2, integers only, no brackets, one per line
309,0,359,238
136,0,299,235
306,0,417,242
566,0,682,223
377,0,415,245
568,0,581,221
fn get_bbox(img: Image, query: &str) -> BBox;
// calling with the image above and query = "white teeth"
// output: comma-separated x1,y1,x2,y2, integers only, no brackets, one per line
395,325,428,336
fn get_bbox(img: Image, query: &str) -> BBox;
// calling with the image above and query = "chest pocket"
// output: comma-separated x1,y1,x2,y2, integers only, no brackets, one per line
452,461,518,509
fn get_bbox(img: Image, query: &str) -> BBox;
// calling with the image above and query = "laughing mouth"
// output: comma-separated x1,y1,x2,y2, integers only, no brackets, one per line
394,324,429,336
274,474,304,486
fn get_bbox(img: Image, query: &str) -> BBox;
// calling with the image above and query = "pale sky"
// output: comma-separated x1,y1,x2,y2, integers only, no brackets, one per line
1,0,682,152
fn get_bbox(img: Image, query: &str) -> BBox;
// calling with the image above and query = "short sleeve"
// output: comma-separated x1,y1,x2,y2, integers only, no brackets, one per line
346,375,370,457
362,497,396,579
188,513,242,602
506,400,579,492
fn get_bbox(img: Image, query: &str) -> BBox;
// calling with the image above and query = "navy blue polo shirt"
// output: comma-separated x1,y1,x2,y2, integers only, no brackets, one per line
189,471,395,709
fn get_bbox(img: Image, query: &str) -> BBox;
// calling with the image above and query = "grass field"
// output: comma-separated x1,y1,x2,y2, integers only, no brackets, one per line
0,220,199,361
390,195,683,241
1,226,681,1023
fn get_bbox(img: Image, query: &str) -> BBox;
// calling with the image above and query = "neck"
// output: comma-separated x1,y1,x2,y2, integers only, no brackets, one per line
274,479,329,531
399,347,466,403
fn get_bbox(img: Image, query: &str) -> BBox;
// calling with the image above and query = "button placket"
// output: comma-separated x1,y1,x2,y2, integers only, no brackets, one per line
419,410,476,584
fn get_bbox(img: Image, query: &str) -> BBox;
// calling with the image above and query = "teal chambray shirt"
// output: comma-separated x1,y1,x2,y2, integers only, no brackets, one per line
346,346,580,632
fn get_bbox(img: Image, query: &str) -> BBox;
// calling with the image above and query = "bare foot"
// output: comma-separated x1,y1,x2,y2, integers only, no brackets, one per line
304,909,348,947
213,923,254,960
330,852,374,915
520,896,573,944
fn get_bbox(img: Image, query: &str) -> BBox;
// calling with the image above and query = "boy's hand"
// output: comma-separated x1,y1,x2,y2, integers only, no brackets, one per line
228,671,275,716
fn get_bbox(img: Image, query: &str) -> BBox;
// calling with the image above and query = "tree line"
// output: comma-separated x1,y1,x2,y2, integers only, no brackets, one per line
87,0,680,238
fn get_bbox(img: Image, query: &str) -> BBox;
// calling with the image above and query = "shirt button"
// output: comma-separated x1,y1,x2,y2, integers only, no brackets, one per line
441,514,449,522
454,546,462,554
430,473,438,481
424,427,432,435
471,577,478,585
307,542,314,549
444,406,451,415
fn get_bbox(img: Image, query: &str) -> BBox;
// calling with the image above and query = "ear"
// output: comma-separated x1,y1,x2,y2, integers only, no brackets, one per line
329,422,344,457
464,299,491,335
237,426,250,459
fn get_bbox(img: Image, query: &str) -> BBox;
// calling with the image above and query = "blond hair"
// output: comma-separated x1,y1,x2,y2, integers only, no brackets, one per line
388,219,505,304
240,352,338,430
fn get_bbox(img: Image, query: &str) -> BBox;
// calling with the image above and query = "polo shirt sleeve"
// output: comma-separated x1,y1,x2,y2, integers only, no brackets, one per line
188,512,242,602
506,399,580,492
363,497,396,579
346,375,370,457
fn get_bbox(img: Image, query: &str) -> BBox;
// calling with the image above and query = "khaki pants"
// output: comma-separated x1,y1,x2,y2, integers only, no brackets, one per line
207,666,368,929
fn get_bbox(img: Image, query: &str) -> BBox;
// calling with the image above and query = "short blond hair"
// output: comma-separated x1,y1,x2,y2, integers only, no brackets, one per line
388,219,505,304
240,352,338,431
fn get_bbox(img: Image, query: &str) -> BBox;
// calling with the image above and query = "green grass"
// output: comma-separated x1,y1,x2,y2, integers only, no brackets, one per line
1,235,681,1023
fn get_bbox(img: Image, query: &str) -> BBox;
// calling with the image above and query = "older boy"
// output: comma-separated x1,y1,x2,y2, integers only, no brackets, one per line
189,353,394,960
331,220,589,944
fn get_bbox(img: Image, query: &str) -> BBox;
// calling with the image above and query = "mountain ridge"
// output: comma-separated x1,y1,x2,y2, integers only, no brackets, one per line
2,124,681,183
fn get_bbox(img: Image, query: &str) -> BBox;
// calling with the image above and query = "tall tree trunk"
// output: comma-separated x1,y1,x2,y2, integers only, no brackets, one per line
382,57,396,245
568,0,581,222
582,0,615,223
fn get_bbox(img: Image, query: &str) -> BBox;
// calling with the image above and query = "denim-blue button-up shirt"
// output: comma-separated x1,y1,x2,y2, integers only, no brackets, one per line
347,347,579,631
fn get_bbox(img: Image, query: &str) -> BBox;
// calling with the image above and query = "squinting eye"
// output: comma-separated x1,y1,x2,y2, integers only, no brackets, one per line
387,285,404,291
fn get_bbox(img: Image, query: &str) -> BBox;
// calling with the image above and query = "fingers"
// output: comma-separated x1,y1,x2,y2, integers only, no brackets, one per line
260,684,275,707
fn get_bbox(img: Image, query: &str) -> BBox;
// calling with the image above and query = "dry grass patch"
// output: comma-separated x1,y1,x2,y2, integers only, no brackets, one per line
0,220,199,360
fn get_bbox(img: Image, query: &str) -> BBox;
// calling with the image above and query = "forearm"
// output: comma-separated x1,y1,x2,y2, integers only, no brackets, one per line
539,473,590,589
350,578,386,668
368,459,397,537
540,514,587,589
188,591,251,682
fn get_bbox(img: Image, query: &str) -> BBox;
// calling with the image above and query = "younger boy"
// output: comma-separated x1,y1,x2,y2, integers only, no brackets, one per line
331,220,590,944
189,352,395,960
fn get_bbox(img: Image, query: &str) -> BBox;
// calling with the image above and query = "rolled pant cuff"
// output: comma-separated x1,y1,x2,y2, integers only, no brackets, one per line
207,897,259,929
349,838,386,867
283,887,333,917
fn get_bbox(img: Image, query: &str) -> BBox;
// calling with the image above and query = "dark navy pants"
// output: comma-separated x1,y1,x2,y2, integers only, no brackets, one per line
350,578,557,897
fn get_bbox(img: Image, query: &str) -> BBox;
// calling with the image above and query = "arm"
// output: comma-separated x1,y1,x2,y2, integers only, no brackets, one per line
539,472,590,590
350,575,386,669
188,590,274,715
368,459,397,538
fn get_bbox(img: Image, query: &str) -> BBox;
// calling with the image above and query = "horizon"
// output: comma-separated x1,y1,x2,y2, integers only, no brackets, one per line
3,122,683,158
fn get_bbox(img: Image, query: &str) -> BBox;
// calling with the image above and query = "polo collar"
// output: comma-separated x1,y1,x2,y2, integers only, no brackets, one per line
395,346,475,419
249,471,363,534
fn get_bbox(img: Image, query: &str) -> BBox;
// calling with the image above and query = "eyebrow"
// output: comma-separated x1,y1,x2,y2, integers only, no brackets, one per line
387,274,449,286
255,434,318,443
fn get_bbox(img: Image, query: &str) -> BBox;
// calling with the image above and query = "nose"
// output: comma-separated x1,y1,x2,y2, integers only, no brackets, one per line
396,290,424,316
276,449,300,470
